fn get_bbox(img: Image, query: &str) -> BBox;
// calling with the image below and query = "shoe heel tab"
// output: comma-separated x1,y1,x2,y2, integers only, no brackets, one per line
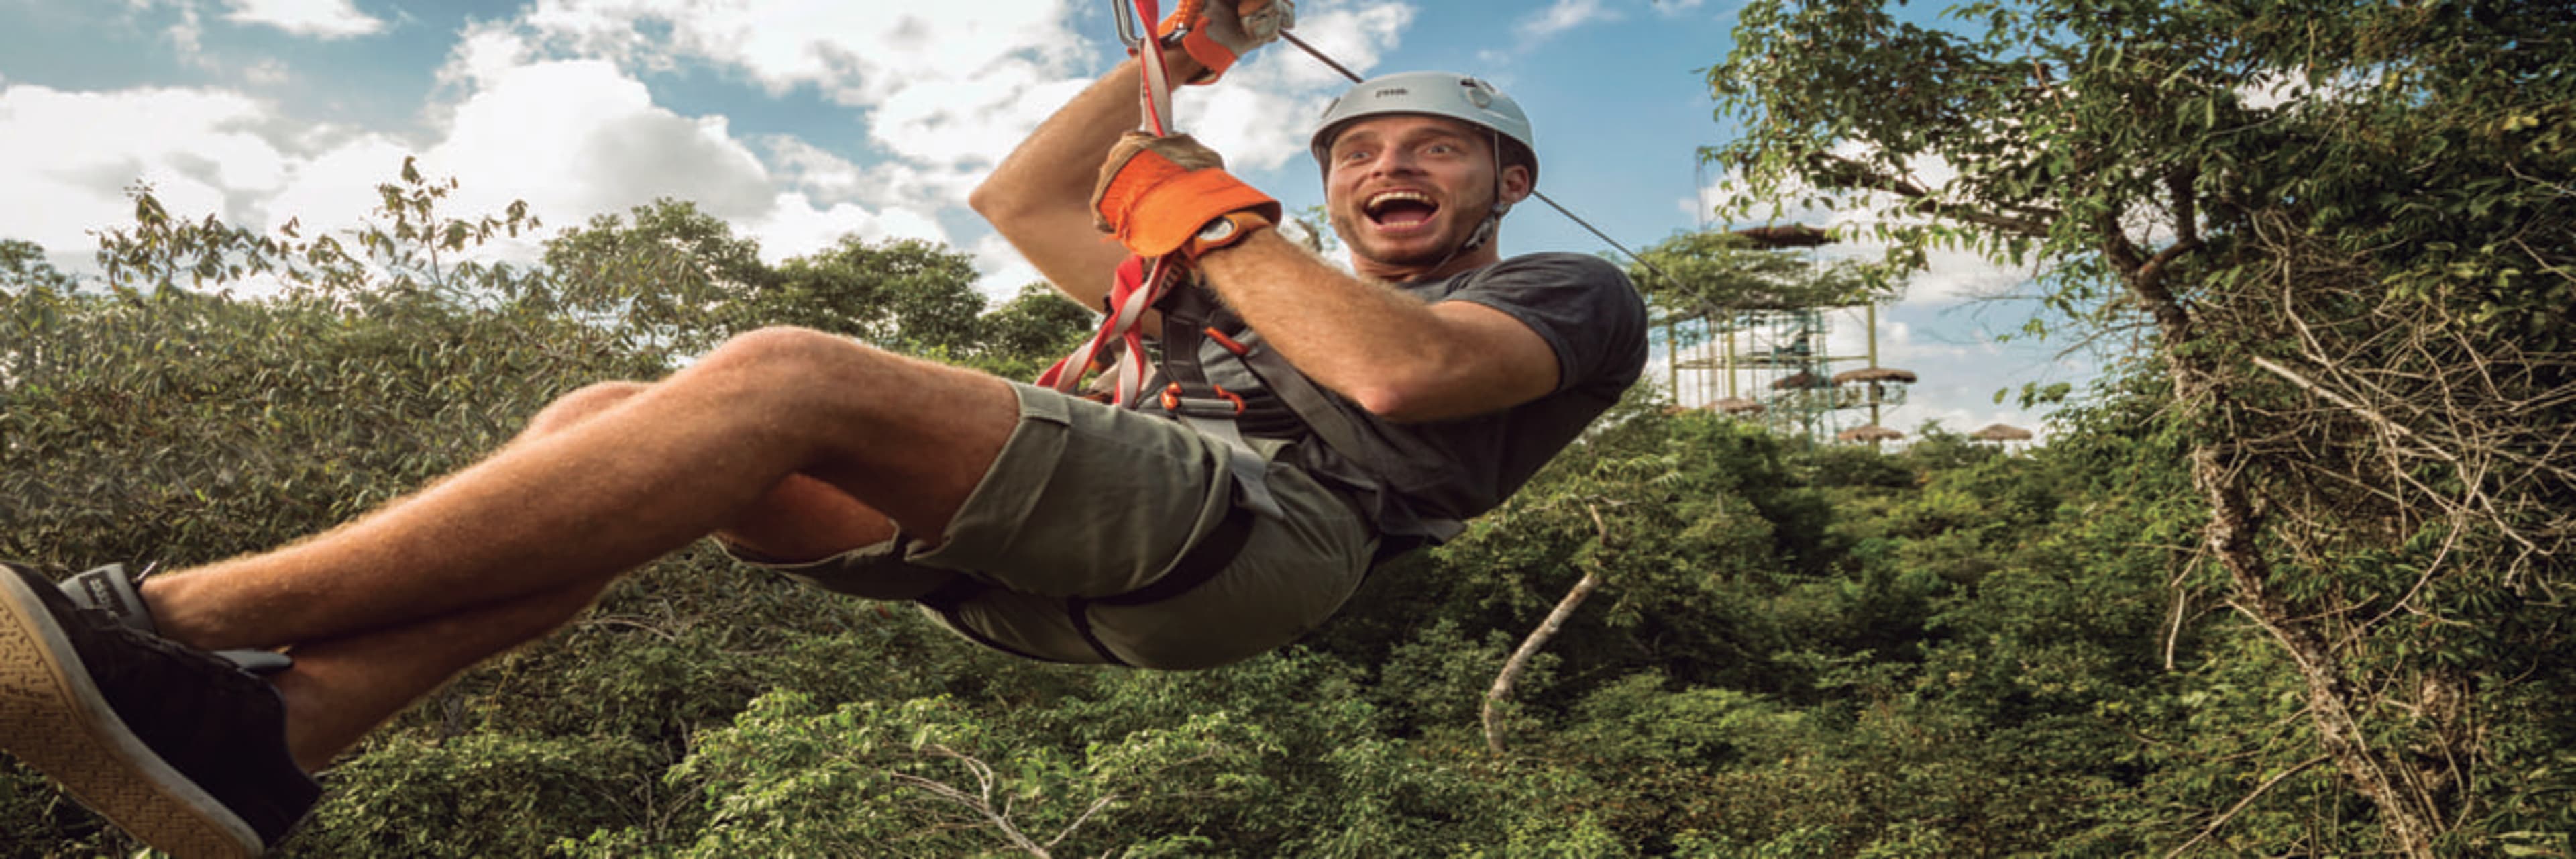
60,564,160,635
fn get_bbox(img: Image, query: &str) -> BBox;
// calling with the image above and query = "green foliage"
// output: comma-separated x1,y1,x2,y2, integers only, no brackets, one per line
1709,0,2575,852
616,691,1268,857
0,240,76,293
11,52,2565,854
1628,228,1888,320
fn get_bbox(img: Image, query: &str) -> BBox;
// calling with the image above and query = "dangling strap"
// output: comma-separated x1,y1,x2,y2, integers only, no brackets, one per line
1034,0,1196,407
1036,255,1175,406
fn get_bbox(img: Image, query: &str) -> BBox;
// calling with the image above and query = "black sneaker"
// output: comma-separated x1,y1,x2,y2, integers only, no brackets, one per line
58,564,294,676
0,562,321,858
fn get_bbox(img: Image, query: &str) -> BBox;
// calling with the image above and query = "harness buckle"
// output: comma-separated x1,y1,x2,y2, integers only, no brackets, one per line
1161,381,1245,417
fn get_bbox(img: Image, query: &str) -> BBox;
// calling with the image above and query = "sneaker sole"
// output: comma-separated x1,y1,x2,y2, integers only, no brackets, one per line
0,572,264,859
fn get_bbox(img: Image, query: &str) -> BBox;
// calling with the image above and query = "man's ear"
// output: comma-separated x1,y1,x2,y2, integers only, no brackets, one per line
1499,164,1534,205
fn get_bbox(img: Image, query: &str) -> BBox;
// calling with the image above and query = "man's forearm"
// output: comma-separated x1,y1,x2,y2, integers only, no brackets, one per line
1197,233,1531,420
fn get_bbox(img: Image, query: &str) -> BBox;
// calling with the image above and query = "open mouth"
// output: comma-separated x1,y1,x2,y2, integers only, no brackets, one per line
1364,190,1440,230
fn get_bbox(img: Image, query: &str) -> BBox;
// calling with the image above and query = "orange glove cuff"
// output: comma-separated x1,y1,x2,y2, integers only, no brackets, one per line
1095,149,1281,258
1152,0,1233,85
1173,30,1236,83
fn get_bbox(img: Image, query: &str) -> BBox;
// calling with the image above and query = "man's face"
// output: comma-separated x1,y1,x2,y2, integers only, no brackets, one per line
1322,114,1531,282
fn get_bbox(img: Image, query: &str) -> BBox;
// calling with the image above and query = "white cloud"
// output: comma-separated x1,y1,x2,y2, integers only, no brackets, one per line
437,21,537,92
500,0,1093,171
11,0,1421,299
242,58,292,85
259,132,413,238
1517,0,1619,42
740,191,947,264
165,3,213,71
1265,1,1415,87
414,48,971,267
1652,0,1711,16
421,59,774,223
863,64,1091,168
970,232,1046,301
0,84,290,256
222,0,386,38
759,134,984,217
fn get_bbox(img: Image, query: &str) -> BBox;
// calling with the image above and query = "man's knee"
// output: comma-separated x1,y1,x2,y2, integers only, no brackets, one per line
692,326,967,407
527,381,651,436
700,326,870,368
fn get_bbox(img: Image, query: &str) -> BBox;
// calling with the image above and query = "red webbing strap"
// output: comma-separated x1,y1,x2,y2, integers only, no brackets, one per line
1034,0,1192,406
1132,0,1177,136
1035,255,1178,405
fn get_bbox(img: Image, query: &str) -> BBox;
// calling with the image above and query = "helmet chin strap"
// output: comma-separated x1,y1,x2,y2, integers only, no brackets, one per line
1452,129,1513,255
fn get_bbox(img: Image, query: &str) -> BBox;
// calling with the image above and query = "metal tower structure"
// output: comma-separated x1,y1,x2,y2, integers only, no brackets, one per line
1661,303,1916,446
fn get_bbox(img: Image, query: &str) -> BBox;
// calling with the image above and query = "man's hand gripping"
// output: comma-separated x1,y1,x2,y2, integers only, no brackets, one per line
1091,132,1279,262
1158,0,1294,84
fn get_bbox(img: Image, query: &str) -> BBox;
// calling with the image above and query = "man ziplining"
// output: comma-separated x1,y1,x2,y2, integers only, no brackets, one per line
0,1,1647,856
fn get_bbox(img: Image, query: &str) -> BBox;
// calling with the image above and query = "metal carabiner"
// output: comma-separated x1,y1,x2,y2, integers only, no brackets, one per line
1110,0,1148,50
1112,0,1177,136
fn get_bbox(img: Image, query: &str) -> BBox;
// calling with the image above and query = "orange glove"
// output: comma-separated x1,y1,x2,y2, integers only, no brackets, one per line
1157,0,1295,84
1091,132,1281,260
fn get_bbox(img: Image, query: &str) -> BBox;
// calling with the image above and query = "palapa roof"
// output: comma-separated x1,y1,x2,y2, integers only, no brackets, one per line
1837,425,1904,442
1771,371,1831,390
1970,423,2035,442
1833,366,1919,385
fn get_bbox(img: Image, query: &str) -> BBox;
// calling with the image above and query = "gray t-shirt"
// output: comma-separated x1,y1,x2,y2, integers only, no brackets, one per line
1267,252,1649,543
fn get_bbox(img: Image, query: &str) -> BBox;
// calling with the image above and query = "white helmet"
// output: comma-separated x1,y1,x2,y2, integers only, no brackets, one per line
1309,72,1537,185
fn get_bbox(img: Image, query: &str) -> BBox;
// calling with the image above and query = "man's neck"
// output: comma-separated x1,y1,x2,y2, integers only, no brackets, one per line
1356,246,1504,285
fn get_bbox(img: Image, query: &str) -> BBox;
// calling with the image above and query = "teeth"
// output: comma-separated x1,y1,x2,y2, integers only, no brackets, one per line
1366,190,1434,214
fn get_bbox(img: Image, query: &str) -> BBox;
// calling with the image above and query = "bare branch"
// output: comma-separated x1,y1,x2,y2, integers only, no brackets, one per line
2164,756,2330,858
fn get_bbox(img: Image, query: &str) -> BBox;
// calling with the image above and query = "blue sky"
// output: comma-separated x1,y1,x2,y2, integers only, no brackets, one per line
0,0,2078,440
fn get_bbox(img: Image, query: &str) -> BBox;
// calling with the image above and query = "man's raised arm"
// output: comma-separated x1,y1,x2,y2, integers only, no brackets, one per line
971,52,1208,311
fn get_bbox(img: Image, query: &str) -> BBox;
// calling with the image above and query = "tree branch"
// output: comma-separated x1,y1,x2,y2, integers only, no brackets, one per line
2164,756,2329,858
1484,503,1613,756
1806,153,2057,238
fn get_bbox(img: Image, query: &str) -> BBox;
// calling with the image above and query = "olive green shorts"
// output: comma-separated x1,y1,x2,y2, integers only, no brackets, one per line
724,381,1377,670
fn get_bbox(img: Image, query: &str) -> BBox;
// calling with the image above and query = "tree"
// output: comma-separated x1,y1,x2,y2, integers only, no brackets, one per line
1709,0,2574,853
1629,228,1883,315
541,198,781,355
0,239,76,293
770,236,987,356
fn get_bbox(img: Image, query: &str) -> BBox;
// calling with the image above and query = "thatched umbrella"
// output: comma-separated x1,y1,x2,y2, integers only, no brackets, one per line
1832,366,1919,385
1771,371,1829,390
1712,397,1766,415
1970,423,2034,442
1837,425,1904,443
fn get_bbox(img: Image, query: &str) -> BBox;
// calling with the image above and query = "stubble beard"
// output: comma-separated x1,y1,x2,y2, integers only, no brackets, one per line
1333,184,1498,274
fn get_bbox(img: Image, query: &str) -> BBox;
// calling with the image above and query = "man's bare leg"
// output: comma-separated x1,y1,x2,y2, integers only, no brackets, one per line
121,328,1015,764
231,373,900,770
264,580,608,771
